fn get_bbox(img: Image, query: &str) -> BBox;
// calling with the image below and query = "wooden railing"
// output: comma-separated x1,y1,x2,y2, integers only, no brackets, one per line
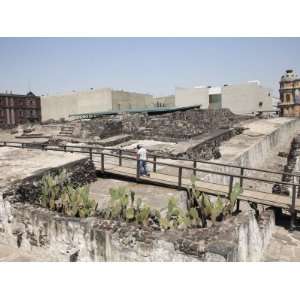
1,140,299,230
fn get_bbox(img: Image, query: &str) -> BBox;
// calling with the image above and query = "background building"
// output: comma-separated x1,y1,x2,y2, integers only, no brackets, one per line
175,86,209,108
0,91,41,128
152,95,175,107
175,81,273,115
41,88,154,121
279,69,300,117
42,88,176,121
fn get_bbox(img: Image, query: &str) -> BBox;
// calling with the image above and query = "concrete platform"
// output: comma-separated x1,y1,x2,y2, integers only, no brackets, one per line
0,147,87,189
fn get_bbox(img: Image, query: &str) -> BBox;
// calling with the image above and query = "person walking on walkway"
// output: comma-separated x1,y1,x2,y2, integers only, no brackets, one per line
136,144,150,177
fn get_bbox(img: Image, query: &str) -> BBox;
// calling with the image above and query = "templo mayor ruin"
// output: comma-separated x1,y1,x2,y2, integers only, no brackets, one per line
1,68,300,262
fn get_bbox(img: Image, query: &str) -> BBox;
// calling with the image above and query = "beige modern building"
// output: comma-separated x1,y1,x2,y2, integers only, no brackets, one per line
41,88,153,121
153,95,175,107
175,81,273,115
279,69,300,117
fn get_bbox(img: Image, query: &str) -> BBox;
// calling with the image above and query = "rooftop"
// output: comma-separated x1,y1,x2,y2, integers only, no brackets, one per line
69,104,201,119
0,91,39,98
281,69,299,82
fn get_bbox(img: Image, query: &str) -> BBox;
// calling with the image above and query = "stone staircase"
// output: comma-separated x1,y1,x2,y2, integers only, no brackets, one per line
58,125,75,137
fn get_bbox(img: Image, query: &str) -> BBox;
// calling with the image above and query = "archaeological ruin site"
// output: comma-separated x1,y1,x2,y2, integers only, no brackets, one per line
1,105,300,262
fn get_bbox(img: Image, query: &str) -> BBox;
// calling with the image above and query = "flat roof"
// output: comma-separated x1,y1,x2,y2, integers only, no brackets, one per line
69,105,201,119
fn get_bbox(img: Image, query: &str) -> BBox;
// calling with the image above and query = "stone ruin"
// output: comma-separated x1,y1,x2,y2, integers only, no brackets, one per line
0,147,274,262
81,108,248,142
75,108,249,160
273,134,300,196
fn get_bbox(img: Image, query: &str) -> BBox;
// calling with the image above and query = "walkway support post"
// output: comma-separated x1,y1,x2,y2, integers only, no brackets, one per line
136,159,140,180
153,156,157,173
239,167,244,187
178,167,183,188
236,167,244,212
228,175,234,198
101,152,104,173
193,161,197,176
290,184,297,231
89,147,93,160
119,149,122,166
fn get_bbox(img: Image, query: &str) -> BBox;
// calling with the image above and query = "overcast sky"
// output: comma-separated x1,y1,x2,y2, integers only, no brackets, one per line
1,37,300,97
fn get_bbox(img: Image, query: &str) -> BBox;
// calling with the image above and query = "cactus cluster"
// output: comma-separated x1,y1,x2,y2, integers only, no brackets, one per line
39,170,97,218
160,197,195,231
39,169,69,209
189,176,242,227
103,187,157,226
61,185,98,217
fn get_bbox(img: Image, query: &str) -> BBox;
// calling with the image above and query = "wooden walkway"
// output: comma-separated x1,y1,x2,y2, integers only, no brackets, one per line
2,140,300,229
96,162,300,211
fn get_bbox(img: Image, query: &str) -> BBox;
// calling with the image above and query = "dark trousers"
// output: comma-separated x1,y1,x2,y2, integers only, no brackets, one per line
139,160,148,176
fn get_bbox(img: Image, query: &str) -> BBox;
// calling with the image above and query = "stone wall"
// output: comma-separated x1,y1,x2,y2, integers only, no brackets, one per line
0,193,274,262
173,128,244,160
2,158,97,205
81,108,249,142
199,118,300,185
273,135,300,196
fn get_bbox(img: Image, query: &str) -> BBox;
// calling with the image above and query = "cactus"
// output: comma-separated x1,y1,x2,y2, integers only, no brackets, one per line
61,185,97,218
188,207,200,227
188,177,242,226
167,197,182,219
39,174,60,209
39,169,69,210
160,217,170,231
137,205,151,225
210,196,224,224
126,207,135,221
224,183,242,214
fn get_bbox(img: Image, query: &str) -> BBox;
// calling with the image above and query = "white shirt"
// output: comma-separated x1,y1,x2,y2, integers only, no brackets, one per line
137,148,147,160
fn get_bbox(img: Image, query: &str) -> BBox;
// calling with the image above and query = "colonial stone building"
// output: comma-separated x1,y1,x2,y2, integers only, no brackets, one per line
0,91,41,128
279,69,300,117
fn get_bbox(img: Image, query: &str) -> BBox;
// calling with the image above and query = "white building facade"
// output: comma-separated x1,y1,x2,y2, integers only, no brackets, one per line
41,88,153,121
175,81,273,115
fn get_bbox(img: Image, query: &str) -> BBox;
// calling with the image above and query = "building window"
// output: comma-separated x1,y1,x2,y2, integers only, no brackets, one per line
259,102,263,108
286,94,291,102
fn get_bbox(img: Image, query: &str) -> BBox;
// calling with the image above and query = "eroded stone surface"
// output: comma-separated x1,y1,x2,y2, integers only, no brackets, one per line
264,226,300,262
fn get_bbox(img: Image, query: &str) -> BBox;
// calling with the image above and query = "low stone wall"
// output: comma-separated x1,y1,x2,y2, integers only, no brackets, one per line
273,135,300,196
2,158,97,205
0,195,274,261
173,128,244,160
200,118,300,185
